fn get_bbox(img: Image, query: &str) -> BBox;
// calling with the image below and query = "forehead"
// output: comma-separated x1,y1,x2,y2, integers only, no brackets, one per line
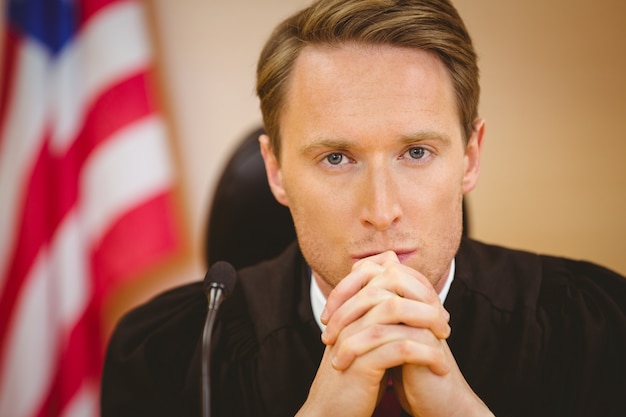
292,43,452,94
280,43,461,145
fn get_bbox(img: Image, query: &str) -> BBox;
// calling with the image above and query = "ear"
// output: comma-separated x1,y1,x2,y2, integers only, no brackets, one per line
462,118,485,194
259,134,289,206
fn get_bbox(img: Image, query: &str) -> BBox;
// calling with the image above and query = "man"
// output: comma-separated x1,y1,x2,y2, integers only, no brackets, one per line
101,0,626,416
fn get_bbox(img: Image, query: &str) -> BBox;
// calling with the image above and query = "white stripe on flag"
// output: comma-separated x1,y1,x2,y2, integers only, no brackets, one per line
51,212,91,331
0,250,57,417
0,0,156,290
0,40,50,290
50,0,152,153
81,116,174,244
0,212,91,417
0,1,179,415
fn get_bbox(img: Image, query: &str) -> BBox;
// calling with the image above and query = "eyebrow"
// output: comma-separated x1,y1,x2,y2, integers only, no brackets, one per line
399,130,452,145
300,138,352,155
300,130,452,155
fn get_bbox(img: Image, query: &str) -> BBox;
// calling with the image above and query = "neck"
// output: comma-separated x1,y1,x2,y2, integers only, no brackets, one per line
433,265,451,294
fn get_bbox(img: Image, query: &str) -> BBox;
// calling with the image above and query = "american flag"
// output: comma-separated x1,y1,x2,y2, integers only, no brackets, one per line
0,0,181,416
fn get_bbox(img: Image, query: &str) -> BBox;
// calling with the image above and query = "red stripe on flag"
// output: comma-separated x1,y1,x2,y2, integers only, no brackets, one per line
0,134,54,367
0,30,21,148
0,70,156,360
1,1,182,415
33,303,103,417
82,71,157,145
80,0,131,25
92,190,180,297
32,193,179,417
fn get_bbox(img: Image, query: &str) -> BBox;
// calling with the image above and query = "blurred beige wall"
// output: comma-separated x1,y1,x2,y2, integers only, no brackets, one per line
455,0,626,272
104,0,626,327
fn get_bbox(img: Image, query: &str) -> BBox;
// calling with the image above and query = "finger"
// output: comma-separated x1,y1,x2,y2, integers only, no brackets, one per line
322,280,387,344
322,253,443,324
374,261,440,302
320,257,387,324
322,290,449,345
351,250,400,270
351,252,435,302
373,296,451,340
370,263,451,331
322,264,449,343
330,325,450,376
324,294,451,345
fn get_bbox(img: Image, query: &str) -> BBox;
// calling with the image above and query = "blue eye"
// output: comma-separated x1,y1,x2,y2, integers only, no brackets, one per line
408,147,427,159
326,153,344,165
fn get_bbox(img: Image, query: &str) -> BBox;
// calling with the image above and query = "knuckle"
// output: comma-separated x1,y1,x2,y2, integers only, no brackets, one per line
395,339,414,356
363,283,382,301
336,338,358,360
389,296,405,315
383,262,403,281
367,324,386,340
357,258,381,272
422,288,439,304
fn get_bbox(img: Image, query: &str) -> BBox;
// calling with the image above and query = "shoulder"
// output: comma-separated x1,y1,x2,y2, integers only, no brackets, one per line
210,243,319,417
106,242,304,355
454,238,626,315
105,242,305,366
107,281,206,360
102,243,307,415
451,239,626,415
102,281,207,416
219,241,309,343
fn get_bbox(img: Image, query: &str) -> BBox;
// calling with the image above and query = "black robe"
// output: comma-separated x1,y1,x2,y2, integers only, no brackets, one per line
101,239,626,416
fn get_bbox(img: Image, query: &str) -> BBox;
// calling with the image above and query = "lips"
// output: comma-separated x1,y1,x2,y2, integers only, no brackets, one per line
351,249,416,263
395,250,416,263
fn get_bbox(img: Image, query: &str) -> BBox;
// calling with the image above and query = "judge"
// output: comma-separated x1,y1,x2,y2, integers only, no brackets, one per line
101,0,626,416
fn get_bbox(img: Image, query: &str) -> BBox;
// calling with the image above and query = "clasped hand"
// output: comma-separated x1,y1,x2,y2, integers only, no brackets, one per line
296,251,492,417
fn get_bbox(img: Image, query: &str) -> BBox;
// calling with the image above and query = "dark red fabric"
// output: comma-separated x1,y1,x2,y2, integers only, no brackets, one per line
372,377,402,417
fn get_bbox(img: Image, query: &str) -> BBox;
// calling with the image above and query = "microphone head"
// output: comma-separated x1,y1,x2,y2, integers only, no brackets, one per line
204,261,237,298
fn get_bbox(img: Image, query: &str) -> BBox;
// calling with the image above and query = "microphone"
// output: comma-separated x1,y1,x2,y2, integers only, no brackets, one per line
201,261,237,417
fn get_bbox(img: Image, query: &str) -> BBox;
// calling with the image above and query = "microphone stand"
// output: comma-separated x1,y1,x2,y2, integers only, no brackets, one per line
202,282,225,417
201,261,236,417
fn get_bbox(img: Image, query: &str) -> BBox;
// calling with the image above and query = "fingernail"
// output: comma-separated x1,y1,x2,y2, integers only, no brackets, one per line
320,308,329,324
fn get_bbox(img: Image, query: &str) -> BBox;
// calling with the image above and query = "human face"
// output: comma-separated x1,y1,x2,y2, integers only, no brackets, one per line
261,43,483,296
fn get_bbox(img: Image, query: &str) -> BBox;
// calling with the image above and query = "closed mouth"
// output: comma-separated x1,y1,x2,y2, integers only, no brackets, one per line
351,249,416,262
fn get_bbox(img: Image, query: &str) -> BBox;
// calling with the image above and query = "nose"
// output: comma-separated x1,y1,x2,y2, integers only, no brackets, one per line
359,167,402,231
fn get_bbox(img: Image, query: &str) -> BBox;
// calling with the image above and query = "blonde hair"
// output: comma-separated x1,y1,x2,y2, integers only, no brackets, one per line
257,0,479,159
